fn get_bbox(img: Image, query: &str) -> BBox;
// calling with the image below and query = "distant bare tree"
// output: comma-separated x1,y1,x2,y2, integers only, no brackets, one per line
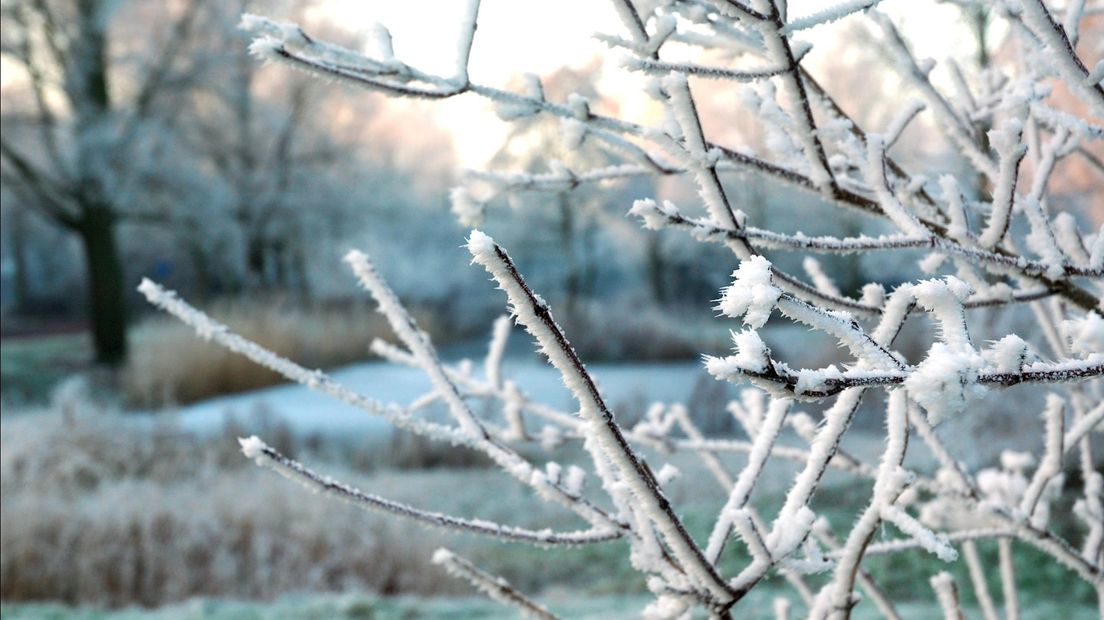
0,0,208,363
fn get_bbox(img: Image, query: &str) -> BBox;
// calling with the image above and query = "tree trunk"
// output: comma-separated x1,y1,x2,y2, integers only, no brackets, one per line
10,206,33,314
557,194,579,318
646,235,668,305
246,234,268,288
187,240,211,303
78,207,128,365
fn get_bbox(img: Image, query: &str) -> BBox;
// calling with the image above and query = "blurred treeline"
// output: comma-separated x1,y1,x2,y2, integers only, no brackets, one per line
5,0,1072,381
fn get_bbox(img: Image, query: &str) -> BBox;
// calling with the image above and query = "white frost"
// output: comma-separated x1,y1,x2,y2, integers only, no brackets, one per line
904,343,986,425
718,256,782,329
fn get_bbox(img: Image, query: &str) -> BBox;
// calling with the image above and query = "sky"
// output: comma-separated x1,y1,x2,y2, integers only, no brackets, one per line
0,0,989,167
315,0,985,167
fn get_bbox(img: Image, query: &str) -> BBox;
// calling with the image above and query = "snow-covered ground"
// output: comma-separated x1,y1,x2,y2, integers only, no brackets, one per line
168,357,709,437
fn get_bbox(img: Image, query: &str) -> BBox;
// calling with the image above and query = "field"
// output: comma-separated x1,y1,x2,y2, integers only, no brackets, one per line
1,354,1095,617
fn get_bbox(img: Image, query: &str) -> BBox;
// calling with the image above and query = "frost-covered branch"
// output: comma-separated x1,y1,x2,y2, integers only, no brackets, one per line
1015,0,1104,118
139,280,629,535
815,390,913,618
238,436,618,546
708,353,1104,398
433,548,562,619
467,230,736,605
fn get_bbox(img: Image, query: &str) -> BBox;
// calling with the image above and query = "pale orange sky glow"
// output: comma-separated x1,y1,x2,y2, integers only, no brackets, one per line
316,1,995,167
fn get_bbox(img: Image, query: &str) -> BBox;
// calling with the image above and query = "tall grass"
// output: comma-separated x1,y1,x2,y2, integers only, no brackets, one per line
2,402,1093,611
0,406,483,606
122,299,441,407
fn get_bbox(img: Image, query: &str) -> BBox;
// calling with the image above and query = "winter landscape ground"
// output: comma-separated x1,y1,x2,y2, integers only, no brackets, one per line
2,338,1099,618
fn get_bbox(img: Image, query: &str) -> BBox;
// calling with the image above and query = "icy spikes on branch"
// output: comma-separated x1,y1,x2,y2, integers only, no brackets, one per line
1015,0,1104,118
815,389,910,617
628,198,679,231
240,14,394,75
982,335,1030,373
662,73,744,229
717,256,782,329
729,508,772,563
346,250,487,440
911,276,973,348
904,342,986,425
794,366,844,397
748,83,803,164
713,329,772,374
884,98,926,149
905,277,985,424
770,505,818,559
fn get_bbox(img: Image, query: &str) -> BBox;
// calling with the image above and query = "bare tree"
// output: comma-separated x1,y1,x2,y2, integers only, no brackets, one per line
176,2,352,295
143,0,1101,617
0,0,207,364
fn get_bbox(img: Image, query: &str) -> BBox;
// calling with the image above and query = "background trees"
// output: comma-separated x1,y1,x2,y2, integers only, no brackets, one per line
0,0,460,368
0,0,211,364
